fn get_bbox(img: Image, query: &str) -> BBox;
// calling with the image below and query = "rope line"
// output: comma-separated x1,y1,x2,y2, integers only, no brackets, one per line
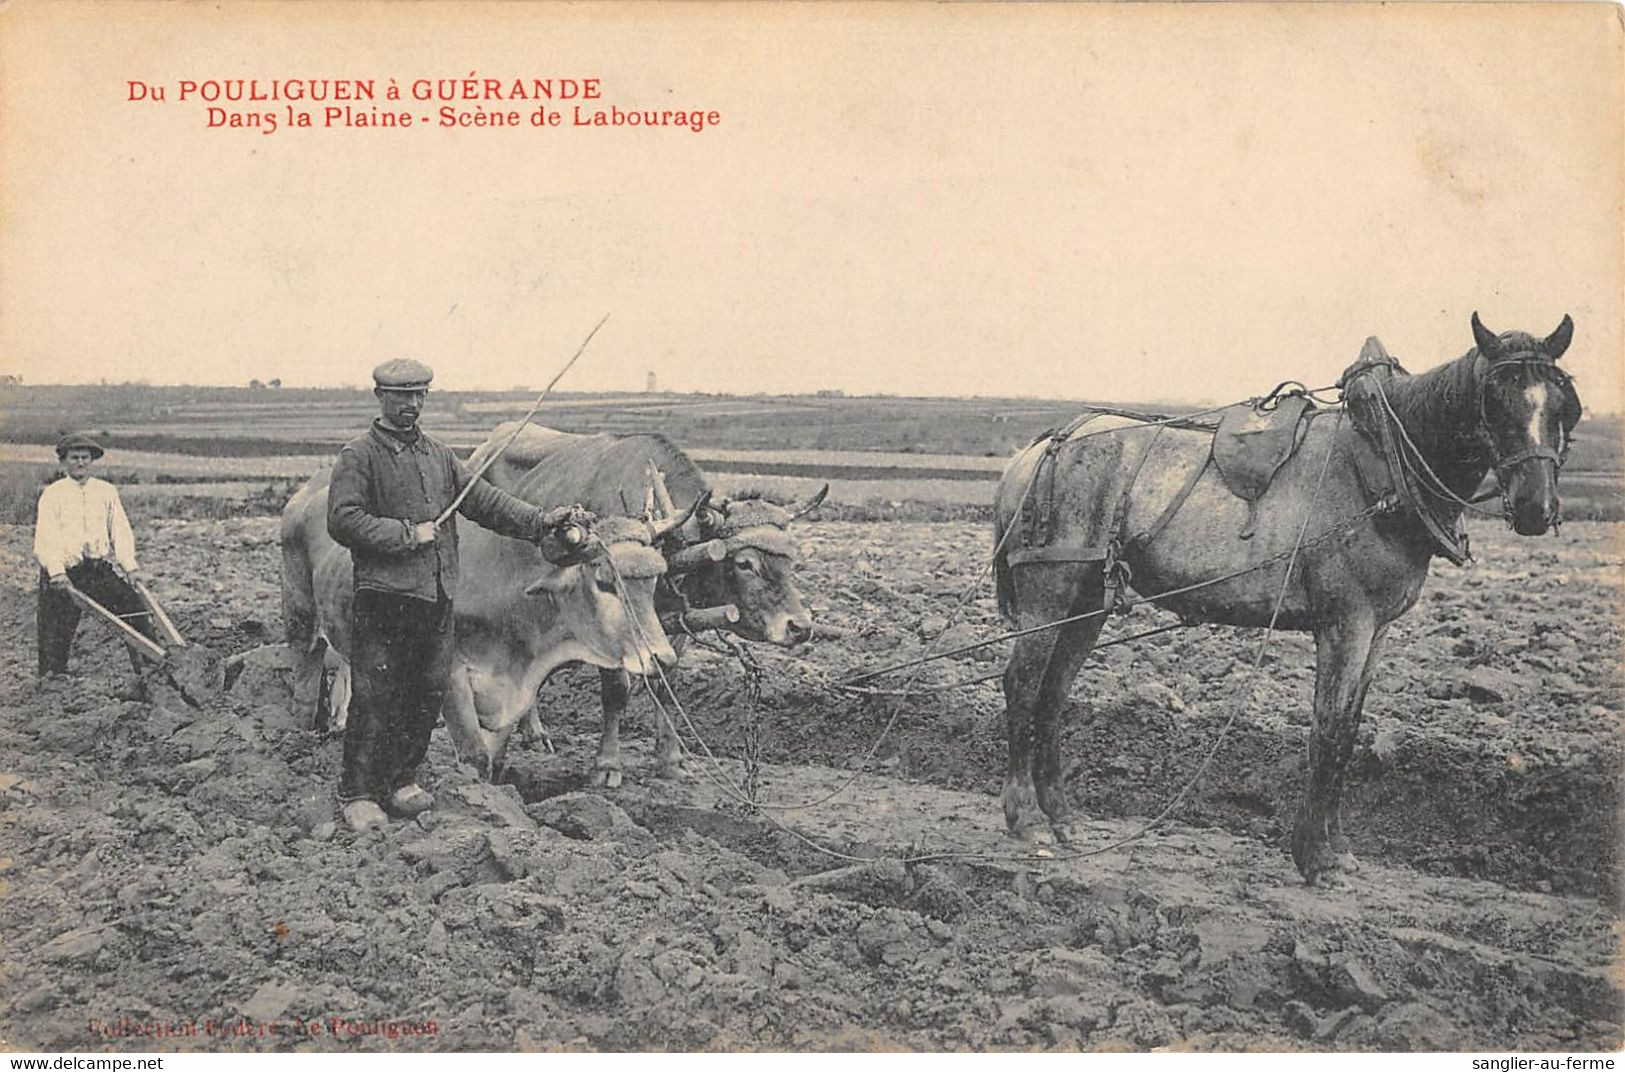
573,398,1369,870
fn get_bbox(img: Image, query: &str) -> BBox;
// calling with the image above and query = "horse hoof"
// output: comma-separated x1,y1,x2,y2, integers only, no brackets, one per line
593,768,624,789
1052,822,1087,846
1007,824,1056,848
1306,867,1354,889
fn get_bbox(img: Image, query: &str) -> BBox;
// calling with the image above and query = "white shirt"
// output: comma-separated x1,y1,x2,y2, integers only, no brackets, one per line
33,476,139,577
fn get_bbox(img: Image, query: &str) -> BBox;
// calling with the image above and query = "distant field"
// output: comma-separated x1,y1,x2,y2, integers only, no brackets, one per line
1,382,1618,522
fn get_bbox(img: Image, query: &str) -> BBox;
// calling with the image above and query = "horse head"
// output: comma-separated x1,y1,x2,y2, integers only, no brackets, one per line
1470,312,1582,535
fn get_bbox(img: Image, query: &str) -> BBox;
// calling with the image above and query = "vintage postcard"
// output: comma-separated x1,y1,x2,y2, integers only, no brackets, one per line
0,0,1620,1057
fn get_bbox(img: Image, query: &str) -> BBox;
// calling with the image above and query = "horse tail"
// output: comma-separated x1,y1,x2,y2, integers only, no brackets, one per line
993,511,1017,623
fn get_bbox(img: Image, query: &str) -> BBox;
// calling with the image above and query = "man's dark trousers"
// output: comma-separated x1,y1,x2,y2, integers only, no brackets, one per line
36,560,159,676
340,588,456,804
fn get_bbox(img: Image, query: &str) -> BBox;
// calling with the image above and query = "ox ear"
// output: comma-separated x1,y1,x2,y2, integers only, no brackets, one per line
1471,311,1502,358
786,483,830,522
1543,314,1574,360
523,569,575,598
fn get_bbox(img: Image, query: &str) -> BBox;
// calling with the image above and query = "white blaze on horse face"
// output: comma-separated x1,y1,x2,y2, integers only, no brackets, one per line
1524,383,1549,447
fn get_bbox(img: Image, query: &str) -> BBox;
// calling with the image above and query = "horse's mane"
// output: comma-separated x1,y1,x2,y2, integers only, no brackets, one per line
1371,345,1488,458
1379,335,1560,464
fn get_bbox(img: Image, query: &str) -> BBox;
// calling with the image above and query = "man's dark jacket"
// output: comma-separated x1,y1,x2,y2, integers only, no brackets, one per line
327,421,542,602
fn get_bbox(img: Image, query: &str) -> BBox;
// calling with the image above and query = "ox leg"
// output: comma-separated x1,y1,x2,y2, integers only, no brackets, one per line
594,668,628,789
327,658,351,736
290,637,326,730
519,707,554,752
652,634,688,776
649,673,685,777
1002,562,1102,844
444,664,497,780
1293,613,1386,885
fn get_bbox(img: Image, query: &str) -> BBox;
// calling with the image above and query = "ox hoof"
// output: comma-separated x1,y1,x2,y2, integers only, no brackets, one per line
521,728,556,753
653,755,688,780
593,767,624,789
387,785,434,819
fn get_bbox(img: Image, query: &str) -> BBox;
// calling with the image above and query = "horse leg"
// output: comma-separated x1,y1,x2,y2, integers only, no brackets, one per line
1001,562,1100,844
1328,623,1388,865
1294,611,1384,885
1034,610,1109,841
594,667,627,789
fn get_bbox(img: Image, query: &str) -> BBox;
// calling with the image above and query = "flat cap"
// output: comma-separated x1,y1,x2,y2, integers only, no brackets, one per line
56,432,105,459
372,358,434,391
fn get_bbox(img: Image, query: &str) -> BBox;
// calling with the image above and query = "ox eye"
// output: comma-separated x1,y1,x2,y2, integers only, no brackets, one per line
735,557,757,574
594,572,617,594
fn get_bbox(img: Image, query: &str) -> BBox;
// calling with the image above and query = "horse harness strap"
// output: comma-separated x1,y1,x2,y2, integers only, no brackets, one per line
1340,343,1472,566
1009,415,1171,614
1125,443,1213,556
1019,412,1104,553
1010,412,1119,572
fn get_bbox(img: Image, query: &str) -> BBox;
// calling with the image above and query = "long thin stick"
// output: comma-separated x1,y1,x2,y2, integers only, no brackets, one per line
66,585,166,662
131,579,186,647
435,313,610,526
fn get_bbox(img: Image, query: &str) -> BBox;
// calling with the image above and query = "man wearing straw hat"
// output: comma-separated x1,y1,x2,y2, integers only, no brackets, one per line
34,432,161,685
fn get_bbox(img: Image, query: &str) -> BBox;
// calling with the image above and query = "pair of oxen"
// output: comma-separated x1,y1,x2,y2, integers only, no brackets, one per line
280,422,826,787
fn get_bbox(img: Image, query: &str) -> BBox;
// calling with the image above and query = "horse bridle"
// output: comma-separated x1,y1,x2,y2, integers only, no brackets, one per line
1475,354,1580,479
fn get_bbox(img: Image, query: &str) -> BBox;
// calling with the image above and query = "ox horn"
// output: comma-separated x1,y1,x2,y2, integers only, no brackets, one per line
784,483,830,522
648,462,678,518
649,490,709,541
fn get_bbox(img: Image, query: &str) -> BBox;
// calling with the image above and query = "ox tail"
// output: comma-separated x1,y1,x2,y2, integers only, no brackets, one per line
278,518,317,652
279,522,330,726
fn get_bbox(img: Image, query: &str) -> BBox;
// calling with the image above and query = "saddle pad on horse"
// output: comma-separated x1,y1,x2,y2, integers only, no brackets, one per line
1211,394,1316,538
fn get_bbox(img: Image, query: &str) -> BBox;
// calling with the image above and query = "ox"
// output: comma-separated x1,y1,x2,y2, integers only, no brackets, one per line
280,466,686,777
466,422,826,786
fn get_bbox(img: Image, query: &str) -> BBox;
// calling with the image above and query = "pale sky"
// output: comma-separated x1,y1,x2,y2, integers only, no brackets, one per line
2,2,1621,411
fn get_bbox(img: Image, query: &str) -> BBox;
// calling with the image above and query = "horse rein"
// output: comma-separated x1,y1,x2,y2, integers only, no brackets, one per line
1362,351,1577,534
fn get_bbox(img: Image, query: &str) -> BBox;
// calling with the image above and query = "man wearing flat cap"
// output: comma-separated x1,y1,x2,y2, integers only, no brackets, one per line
34,433,161,684
328,358,590,833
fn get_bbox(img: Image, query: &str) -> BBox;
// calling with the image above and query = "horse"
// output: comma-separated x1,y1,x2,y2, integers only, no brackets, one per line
991,313,1582,885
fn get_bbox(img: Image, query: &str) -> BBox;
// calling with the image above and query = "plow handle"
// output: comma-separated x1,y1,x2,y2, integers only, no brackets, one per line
65,584,167,663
